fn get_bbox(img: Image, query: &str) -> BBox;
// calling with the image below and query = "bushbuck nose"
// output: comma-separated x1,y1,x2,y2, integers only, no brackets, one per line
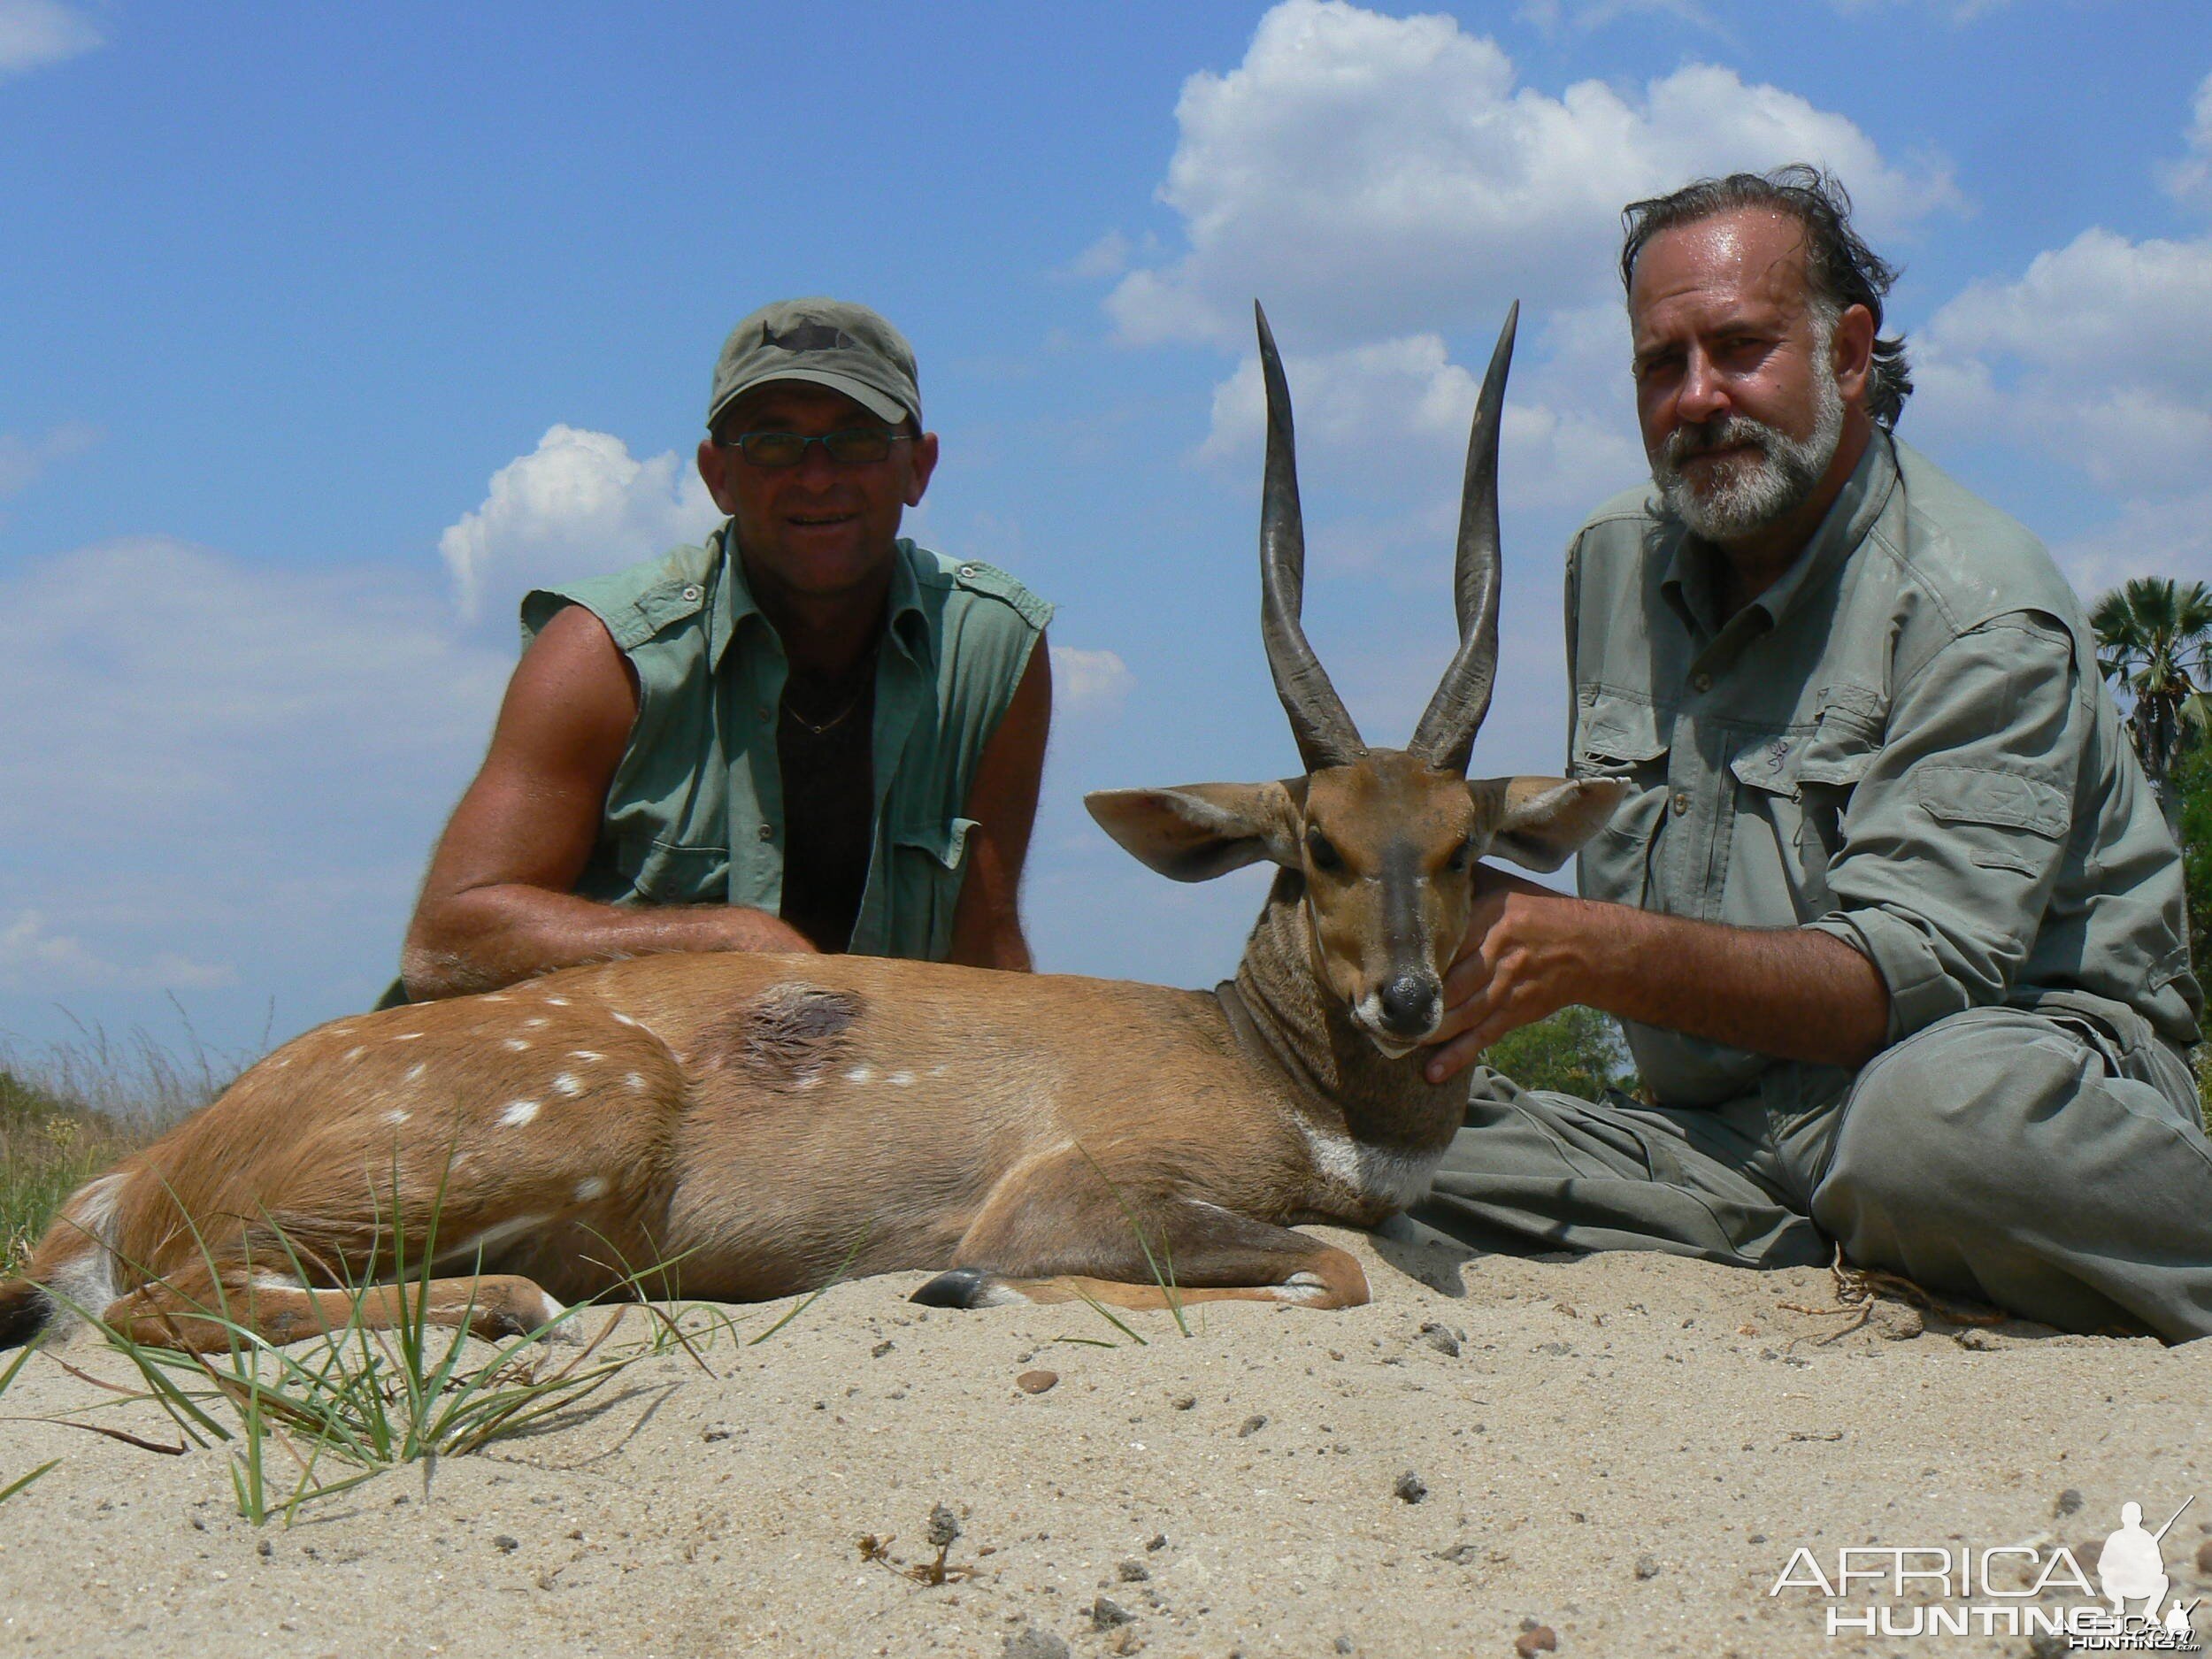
1378,972,1440,1038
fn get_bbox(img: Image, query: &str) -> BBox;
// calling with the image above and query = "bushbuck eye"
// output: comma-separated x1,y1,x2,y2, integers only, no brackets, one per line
1445,837,1473,873
1305,827,1343,872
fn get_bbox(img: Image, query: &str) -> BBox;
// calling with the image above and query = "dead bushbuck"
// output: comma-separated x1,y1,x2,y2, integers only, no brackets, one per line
1,303,1620,1353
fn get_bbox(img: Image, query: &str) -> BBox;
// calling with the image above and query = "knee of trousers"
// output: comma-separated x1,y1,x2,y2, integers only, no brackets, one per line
1811,1007,2080,1238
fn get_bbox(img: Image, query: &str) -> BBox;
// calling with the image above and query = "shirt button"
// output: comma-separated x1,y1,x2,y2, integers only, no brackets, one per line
1691,672,1712,693
756,824,774,842
957,563,978,577
1671,791,1691,817
680,584,702,603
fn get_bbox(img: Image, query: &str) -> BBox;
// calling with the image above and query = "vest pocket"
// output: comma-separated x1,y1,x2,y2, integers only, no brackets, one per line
631,838,732,905
889,816,978,958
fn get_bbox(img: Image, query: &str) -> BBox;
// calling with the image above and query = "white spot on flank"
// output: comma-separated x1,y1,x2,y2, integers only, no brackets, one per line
544,997,570,1007
573,1177,608,1202
392,1031,424,1042
386,1110,411,1125
844,1065,875,1085
524,1017,549,1029
503,1038,531,1052
403,1063,426,1083
499,1100,541,1127
551,1073,583,1096
481,995,509,1003
624,1072,647,1091
887,1071,915,1087
343,1046,366,1063
926,1064,947,1077
271,1055,292,1069
611,1011,643,1028
569,1049,603,1063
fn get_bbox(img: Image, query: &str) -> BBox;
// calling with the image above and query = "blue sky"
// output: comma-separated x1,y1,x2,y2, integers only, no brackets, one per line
4,0,2209,1058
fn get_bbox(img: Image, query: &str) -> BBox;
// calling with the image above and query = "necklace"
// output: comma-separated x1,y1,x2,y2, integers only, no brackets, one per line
781,649,878,738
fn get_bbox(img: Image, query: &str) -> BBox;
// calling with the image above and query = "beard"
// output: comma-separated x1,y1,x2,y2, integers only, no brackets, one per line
1650,350,1845,543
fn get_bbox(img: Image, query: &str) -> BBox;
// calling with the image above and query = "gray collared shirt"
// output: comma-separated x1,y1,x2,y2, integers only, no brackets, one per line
1566,431,2200,1111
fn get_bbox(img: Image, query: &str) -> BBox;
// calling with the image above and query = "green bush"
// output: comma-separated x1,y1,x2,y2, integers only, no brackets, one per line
0,1071,150,1276
1484,1005,1638,1100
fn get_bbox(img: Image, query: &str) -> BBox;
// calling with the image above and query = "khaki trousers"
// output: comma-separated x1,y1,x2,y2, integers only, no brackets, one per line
1404,999,2212,1341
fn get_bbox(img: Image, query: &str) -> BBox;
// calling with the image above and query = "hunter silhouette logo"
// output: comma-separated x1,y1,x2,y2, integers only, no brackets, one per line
2094,1498,2198,1643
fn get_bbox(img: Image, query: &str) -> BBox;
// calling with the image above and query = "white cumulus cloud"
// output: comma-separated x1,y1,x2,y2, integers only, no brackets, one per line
1050,646,1136,713
1194,329,1646,522
439,425,720,624
2161,69,2212,208
1916,227,2212,495
0,0,100,78
1107,0,1954,350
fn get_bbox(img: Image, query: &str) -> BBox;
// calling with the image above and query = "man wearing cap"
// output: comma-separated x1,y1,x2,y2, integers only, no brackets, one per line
389,299,1054,1001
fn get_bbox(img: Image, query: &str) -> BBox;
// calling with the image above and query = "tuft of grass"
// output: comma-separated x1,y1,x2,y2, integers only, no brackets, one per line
2196,1042,2210,1136
1,1010,257,1271
31,1162,740,1526
0,1342,60,1505
0,1071,152,1274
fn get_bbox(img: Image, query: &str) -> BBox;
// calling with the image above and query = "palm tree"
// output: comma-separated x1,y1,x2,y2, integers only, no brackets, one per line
2090,577,2212,812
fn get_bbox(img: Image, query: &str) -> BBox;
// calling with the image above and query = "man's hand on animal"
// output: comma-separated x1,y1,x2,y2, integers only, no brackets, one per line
1422,869,1888,1084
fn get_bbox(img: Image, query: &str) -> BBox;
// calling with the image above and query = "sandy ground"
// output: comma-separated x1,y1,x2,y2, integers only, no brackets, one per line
0,1227,2208,1659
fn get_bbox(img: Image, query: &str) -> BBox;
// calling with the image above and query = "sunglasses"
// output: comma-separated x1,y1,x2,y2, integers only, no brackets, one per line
718,427,912,469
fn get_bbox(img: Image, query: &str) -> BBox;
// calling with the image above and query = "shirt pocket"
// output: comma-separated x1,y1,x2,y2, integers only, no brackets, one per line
1572,689,1671,908
630,837,732,905
1728,692,1883,916
888,815,978,958
1909,765,2068,876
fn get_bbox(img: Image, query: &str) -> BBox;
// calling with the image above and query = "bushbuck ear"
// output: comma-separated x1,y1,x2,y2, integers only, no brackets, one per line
1470,776,1629,873
1085,782,1304,882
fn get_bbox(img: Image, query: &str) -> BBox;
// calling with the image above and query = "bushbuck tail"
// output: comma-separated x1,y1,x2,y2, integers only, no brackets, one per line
0,303,1621,1353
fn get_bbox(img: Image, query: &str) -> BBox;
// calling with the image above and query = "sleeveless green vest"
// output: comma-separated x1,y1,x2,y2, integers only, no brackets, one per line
525,526,1052,963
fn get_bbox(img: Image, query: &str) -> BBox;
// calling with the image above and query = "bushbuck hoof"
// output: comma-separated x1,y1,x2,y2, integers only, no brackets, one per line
910,1268,995,1309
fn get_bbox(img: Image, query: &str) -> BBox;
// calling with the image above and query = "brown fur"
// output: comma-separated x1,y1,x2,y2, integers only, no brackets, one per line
4,751,1621,1351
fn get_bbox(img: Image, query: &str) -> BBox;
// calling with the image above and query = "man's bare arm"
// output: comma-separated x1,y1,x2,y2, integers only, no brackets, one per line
400,603,811,1000
944,634,1052,972
1423,866,1889,1085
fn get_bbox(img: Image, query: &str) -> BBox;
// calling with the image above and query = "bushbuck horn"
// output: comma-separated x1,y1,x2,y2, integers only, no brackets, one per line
1406,302,1517,775
1256,301,1365,771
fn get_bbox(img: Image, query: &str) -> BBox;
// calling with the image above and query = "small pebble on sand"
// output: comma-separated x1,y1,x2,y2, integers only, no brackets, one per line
1394,1470,1427,1503
1633,1554,1660,1580
1017,1370,1060,1394
1092,1595,1134,1629
1003,1629,1070,1659
1514,1624,1559,1655
1238,1414,1268,1437
1118,1559,1150,1582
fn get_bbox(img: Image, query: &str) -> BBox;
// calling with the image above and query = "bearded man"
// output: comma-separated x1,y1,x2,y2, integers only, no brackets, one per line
1409,167,2212,1341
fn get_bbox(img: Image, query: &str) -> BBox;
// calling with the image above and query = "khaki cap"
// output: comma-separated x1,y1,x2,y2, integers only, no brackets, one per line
706,298,921,432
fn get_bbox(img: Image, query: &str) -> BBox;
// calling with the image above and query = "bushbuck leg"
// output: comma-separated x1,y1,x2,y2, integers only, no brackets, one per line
915,1145,1371,1311
95,1261,570,1353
